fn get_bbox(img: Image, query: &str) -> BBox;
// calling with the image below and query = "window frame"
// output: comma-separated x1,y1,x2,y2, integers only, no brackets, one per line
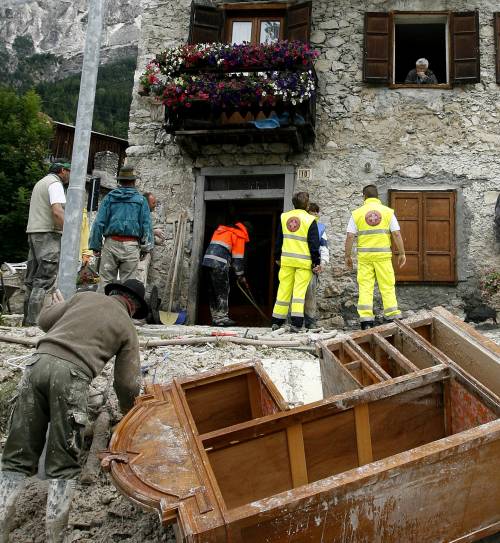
390,11,452,89
225,13,285,45
388,189,457,285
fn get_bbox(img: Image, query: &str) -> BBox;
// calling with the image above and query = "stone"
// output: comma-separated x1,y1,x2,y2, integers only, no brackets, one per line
319,20,340,30
484,191,499,205
310,30,326,44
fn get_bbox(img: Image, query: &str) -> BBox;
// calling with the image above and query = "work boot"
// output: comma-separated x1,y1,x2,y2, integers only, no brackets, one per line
361,321,375,330
271,323,281,331
289,325,302,333
46,479,76,543
0,471,27,543
304,315,316,330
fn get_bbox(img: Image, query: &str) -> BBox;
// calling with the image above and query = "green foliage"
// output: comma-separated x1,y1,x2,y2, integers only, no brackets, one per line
36,57,136,139
0,88,53,262
480,269,500,296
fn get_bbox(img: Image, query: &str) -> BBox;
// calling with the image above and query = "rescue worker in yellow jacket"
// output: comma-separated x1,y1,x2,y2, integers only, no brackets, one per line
345,185,406,329
202,222,250,326
272,192,321,332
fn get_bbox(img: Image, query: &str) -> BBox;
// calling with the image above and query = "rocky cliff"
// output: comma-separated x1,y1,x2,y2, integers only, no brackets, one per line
0,0,141,74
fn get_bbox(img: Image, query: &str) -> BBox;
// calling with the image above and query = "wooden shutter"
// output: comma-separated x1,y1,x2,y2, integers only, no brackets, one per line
495,13,500,84
286,1,312,42
188,1,223,44
390,192,423,282
423,192,456,282
450,11,480,84
363,12,391,83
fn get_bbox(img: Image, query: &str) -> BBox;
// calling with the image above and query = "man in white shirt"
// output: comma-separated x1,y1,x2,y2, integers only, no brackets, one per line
23,162,71,326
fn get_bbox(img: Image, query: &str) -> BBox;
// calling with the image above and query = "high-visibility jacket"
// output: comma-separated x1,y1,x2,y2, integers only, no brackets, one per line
280,209,317,269
352,198,394,261
202,222,249,275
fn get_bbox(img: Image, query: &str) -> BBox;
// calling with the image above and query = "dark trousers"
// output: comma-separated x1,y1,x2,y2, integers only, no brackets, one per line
23,232,61,326
2,353,90,480
206,266,229,322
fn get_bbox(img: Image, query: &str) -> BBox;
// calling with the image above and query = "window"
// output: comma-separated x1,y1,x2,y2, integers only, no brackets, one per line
188,1,312,45
227,16,284,45
363,11,480,87
390,191,456,283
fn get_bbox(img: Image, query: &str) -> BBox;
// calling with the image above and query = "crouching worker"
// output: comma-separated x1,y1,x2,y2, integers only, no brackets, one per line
202,222,250,326
0,279,147,542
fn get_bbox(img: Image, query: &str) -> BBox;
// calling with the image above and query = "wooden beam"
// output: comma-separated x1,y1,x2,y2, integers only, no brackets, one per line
247,373,263,419
345,339,392,381
372,333,420,373
354,404,373,466
204,189,284,201
200,165,294,176
186,174,206,325
286,424,308,488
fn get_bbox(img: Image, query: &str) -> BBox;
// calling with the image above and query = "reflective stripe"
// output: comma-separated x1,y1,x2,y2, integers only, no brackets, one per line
235,270,244,276
281,252,311,260
384,313,402,320
275,301,289,307
291,312,304,317
360,317,375,322
233,254,244,258
357,247,392,252
358,229,390,236
272,313,287,319
357,304,373,310
211,240,231,250
283,234,308,242
291,298,305,304
383,306,399,314
204,254,228,264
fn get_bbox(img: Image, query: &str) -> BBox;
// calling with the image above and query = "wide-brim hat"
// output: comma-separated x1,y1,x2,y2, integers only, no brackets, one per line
116,166,137,182
105,279,148,319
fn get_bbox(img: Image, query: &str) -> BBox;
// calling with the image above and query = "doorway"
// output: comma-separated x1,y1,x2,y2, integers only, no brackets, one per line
198,199,283,326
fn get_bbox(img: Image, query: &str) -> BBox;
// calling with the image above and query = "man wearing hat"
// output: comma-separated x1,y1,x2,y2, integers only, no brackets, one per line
23,161,71,326
89,166,153,292
0,280,147,542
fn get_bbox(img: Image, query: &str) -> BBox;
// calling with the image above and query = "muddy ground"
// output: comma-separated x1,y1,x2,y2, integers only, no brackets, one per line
0,316,498,542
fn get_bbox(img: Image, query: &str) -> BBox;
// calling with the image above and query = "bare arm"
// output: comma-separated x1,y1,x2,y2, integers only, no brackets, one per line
391,231,406,268
51,203,65,229
344,233,355,269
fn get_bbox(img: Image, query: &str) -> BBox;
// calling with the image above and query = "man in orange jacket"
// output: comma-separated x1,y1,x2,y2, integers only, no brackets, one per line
202,222,250,326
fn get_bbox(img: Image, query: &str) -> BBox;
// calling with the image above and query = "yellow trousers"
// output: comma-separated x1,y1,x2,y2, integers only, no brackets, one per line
272,266,313,323
357,258,401,322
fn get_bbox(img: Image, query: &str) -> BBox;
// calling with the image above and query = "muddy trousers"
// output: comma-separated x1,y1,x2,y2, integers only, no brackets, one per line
357,258,402,323
97,238,140,293
2,353,90,480
272,266,313,328
206,267,230,323
23,233,61,326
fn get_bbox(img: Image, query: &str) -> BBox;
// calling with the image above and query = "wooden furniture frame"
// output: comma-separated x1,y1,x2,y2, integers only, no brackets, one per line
102,308,500,542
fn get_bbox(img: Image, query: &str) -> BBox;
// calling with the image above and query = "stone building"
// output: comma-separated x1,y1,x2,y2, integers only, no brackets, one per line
127,0,500,327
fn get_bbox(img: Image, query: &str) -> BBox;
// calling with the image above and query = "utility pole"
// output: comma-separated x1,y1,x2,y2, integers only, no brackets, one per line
57,0,106,298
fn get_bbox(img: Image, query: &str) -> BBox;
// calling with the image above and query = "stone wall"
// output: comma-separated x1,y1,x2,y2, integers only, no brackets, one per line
128,0,500,325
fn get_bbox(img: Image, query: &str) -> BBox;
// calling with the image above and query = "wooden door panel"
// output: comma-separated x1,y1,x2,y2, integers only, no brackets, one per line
425,221,451,251
425,254,454,281
363,13,390,82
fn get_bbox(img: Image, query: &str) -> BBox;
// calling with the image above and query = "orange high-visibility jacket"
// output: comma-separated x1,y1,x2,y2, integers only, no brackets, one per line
202,223,249,275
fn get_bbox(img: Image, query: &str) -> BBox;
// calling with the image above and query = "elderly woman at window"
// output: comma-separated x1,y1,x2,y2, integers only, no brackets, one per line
405,58,438,84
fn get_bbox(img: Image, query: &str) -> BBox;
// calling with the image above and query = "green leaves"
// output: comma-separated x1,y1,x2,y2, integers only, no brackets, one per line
0,88,53,262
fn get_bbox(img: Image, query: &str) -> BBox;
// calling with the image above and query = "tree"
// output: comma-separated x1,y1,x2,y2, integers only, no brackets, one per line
0,88,53,262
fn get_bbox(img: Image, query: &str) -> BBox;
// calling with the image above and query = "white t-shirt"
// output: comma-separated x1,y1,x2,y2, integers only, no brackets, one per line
48,182,66,205
346,214,400,234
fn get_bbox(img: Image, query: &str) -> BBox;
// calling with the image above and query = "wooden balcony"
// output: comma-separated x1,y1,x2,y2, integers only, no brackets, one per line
164,67,317,154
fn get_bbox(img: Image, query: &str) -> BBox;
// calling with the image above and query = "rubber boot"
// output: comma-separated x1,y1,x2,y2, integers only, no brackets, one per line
0,471,27,543
46,479,76,543
24,287,46,326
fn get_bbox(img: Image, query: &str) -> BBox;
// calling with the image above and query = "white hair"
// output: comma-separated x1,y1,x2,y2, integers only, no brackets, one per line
416,58,429,67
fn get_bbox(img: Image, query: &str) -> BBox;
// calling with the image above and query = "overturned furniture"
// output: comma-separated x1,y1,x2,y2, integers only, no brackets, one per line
102,308,500,542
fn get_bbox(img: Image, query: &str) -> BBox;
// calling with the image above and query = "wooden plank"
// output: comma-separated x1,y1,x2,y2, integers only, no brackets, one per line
319,347,361,397
286,424,308,488
345,338,392,380
370,383,445,461
186,174,206,324
204,189,284,201
200,165,295,176
179,365,253,389
443,379,453,436
201,366,449,451
302,410,358,484
247,372,263,419
354,404,373,466
372,333,420,374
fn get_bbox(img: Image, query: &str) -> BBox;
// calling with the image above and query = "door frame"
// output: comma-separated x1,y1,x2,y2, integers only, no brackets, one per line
187,165,295,324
